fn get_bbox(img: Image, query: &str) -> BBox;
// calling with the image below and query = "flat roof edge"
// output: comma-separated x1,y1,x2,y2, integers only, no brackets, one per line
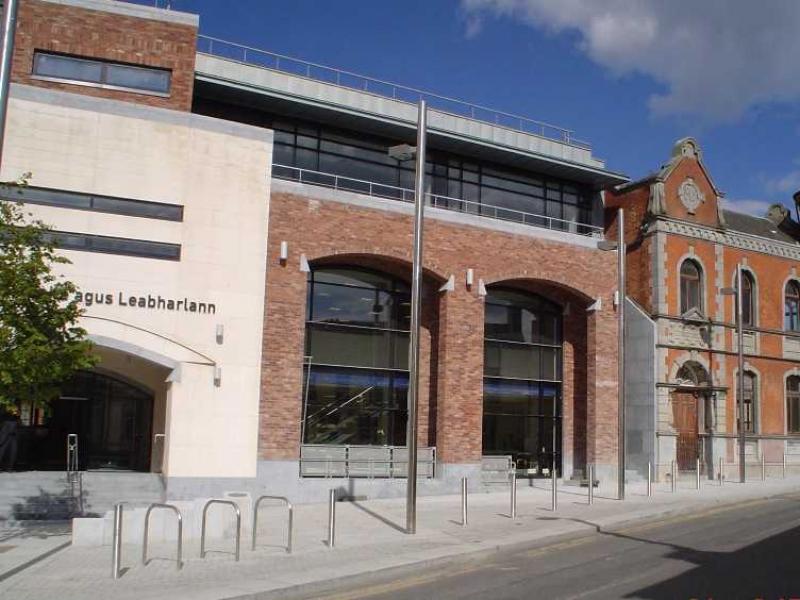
194,72,629,186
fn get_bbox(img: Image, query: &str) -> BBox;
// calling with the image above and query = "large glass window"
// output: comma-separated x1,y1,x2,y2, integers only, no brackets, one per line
270,120,596,232
302,267,410,446
788,376,800,435
680,259,703,314
739,371,757,434
32,51,171,95
742,271,755,327
483,288,562,477
0,185,183,221
785,281,800,332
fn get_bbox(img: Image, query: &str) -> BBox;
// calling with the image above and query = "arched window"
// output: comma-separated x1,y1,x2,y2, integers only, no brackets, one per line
302,266,410,446
680,259,703,314
785,281,800,332
787,376,800,434
739,371,757,434
482,288,563,476
741,271,755,327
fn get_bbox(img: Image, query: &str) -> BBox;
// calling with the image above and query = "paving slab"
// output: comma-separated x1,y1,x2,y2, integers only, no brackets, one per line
0,476,798,600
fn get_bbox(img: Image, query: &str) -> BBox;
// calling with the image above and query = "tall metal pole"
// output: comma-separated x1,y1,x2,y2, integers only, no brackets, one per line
406,100,427,534
617,208,626,500
0,0,18,169
737,264,746,483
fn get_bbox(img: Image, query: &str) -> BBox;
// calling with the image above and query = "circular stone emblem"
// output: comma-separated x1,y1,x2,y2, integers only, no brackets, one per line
678,179,705,214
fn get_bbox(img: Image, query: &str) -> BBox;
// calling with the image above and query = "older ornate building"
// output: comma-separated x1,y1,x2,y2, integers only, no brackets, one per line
608,138,800,480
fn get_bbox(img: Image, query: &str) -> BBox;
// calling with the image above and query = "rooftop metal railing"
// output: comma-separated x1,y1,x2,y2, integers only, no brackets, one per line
195,34,591,150
272,164,604,237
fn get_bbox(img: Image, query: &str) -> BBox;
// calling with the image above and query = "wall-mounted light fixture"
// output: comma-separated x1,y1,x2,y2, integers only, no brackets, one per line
586,297,602,312
213,366,222,387
439,274,455,293
215,324,224,345
466,268,474,289
279,241,288,264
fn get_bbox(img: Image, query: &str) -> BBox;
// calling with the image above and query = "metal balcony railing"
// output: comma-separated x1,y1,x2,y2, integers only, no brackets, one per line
196,34,591,150
272,164,604,237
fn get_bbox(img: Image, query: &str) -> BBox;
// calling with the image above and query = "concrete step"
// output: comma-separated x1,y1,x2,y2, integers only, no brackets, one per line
0,471,165,521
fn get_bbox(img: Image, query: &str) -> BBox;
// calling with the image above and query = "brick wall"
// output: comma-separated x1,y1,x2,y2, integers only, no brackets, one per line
260,189,620,471
12,0,197,111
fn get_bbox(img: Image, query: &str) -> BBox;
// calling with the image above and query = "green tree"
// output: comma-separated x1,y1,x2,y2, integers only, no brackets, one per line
0,175,96,413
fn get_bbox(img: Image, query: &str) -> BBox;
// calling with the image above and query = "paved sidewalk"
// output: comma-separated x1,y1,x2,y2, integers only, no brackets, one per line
0,521,71,583
1,475,799,600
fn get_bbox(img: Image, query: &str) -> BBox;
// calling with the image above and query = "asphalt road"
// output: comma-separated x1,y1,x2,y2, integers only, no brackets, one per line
300,493,800,600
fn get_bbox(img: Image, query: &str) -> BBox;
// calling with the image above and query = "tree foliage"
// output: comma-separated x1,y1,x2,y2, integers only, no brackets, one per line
0,175,96,412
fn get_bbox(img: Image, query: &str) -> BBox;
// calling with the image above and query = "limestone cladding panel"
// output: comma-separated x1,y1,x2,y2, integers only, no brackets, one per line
13,0,197,111
2,91,271,478
259,192,620,464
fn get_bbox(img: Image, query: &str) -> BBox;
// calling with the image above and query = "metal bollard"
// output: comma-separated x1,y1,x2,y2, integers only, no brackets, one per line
719,457,724,486
696,458,701,490
551,466,557,511
327,489,336,548
509,473,517,519
647,462,652,498
761,454,766,482
111,503,123,580
671,460,676,493
783,453,787,479
461,477,468,526
588,464,594,505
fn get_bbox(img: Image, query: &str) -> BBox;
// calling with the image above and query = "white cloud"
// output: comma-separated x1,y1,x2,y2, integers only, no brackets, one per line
721,198,774,217
462,0,800,121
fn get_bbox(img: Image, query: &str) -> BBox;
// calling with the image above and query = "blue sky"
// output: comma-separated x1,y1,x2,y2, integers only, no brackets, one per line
133,0,800,216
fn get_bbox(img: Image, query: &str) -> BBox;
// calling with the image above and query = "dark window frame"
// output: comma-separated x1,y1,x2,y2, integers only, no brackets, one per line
788,376,800,435
0,185,183,222
680,259,703,315
44,230,181,261
32,50,172,97
269,118,597,232
302,266,411,446
740,371,757,435
785,281,800,332
741,270,755,327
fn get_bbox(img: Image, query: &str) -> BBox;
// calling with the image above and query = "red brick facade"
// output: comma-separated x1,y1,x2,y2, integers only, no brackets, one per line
608,138,800,470
259,189,621,472
12,0,197,111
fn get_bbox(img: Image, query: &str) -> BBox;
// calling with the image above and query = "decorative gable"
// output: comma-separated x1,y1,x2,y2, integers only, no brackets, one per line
647,138,726,229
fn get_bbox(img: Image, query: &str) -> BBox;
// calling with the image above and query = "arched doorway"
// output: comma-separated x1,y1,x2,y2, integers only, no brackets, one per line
20,370,154,471
482,287,563,477
672,361,710,471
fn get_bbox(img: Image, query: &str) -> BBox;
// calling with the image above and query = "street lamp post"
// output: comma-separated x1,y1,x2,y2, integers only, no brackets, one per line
0,0,19,169
617,208,626,501
394,100,427,535
722,263,746,483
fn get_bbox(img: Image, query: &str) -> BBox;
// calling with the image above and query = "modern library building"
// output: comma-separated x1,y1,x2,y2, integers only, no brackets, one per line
2,0,630,501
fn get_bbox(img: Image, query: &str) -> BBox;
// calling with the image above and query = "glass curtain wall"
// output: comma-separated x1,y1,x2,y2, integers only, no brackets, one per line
303,267,410,446
482,288,563,477
271,120,595,232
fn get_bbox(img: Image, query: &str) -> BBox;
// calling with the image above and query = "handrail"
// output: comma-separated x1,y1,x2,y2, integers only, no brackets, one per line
142,503,183,570
195,34,591,150
200,499,241,562
252,496,293,553
272,164,603,237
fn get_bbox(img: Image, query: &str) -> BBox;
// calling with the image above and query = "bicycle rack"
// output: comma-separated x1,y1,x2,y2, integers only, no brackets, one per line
252,495,293,553
200,500,241,561
142,503,183,570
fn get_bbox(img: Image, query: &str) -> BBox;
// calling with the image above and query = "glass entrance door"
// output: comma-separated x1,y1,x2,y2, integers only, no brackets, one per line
20,371,153,471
